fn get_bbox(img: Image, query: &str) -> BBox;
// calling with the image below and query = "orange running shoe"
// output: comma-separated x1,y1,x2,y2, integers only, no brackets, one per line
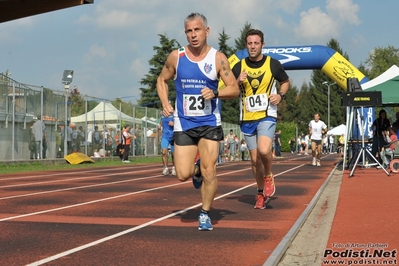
264,174,275,197
254,193,266,209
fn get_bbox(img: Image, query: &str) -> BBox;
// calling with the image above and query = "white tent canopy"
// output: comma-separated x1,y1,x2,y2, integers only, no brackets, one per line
327,124,346,136
361,64,399,90
71,101,141,126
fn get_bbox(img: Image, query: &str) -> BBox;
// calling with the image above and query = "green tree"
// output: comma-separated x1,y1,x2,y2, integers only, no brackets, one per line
295,83,314,134
139,34,180,108
365,45,399,79
234,22,252,50
218,28,234,58
219,22,252,124
364,45,399,117
278,83,299,122
69,86,85,117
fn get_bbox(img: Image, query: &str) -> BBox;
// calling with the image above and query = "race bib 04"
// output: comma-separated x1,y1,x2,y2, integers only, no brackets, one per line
245,93,268,112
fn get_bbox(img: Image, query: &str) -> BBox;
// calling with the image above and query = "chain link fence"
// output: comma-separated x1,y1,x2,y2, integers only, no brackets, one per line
0,74,241,161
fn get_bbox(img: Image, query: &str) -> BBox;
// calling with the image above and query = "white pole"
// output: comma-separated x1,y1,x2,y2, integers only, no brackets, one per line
64,85,69,157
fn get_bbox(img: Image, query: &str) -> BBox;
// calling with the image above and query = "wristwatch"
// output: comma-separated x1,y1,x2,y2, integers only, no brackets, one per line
213,89,219,98
278,92,285,100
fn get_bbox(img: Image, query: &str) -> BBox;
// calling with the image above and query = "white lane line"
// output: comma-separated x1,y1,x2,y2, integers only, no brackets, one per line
0,164,157,181
0,166,251,221
26,165,304,266
0,168,158,189
0,164,233,199
0,173,162,200
0,182,184,222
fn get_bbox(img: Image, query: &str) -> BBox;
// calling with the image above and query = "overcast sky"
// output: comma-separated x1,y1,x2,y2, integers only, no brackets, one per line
1,0,397,103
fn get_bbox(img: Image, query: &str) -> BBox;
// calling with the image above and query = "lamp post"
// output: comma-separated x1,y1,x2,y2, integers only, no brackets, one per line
62,70,74,157
322,81,336,130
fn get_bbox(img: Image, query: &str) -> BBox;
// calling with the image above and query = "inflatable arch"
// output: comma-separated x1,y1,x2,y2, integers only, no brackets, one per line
227,45,368,90
223,44,373,137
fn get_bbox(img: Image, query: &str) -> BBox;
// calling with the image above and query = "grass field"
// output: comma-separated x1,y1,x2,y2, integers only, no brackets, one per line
0,156,162,175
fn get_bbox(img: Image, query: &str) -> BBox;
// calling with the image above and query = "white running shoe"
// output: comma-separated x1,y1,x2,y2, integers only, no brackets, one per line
162,167,169,175
312,157,316,166
316,160,321,167
171,167,176,175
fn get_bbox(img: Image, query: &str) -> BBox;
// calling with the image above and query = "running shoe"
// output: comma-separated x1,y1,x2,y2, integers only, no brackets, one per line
264,174,276,197
254,193,266,209
171,167,176,175
312,157,316,166
162,166,169,175
192,158,203,189
316,160,321,167
198,212,213,231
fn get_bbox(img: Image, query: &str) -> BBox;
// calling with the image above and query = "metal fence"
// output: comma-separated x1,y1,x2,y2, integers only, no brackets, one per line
0,74,242,161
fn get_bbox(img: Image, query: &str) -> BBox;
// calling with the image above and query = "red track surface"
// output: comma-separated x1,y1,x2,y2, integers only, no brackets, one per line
325,167,399,266
1,153,340,266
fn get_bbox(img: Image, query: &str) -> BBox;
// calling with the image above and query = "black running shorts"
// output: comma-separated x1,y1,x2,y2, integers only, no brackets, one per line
174,126,224,146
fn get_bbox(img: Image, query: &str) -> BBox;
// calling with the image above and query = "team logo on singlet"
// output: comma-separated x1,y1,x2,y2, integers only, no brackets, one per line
204,63,212,74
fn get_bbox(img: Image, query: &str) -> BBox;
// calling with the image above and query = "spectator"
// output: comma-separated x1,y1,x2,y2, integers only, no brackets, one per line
274,129,282,157
289,137,295,154
226,129,236,161
337,134,345,154
131,124,142,155
91,149,102,158
29,122,36,159
329,134,334,153
381,126,398,168
71,123,79,152
42,129,48,159
159,111,175,175
240,139,248,161
371,109,391,162
297,135,302,155
92,126,101,152
55,126,62,158
32,115,46,159
122,125,132,163
78,126,85,148
322,135,328,154
392,111,399,136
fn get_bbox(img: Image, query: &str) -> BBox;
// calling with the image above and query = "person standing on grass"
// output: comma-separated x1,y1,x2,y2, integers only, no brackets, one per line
32,115,46,159
122,125,132,163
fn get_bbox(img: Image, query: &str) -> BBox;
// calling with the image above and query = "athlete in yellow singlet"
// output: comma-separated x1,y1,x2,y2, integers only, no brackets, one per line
232,29,290,209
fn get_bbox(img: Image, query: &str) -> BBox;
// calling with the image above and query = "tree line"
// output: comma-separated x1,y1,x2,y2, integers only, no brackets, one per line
136,23,399,136
64,22,399,149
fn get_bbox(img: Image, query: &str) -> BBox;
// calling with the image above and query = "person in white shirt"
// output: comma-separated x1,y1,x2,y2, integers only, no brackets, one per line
322,135,328,154
303,134,309,155
297,136,302,154
329,134,334,153
309,113,328,166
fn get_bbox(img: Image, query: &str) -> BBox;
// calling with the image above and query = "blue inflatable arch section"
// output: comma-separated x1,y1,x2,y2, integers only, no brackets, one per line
225,44,373,137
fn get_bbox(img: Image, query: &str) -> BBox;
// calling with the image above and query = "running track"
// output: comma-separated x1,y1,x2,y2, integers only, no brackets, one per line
0,153,341,265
